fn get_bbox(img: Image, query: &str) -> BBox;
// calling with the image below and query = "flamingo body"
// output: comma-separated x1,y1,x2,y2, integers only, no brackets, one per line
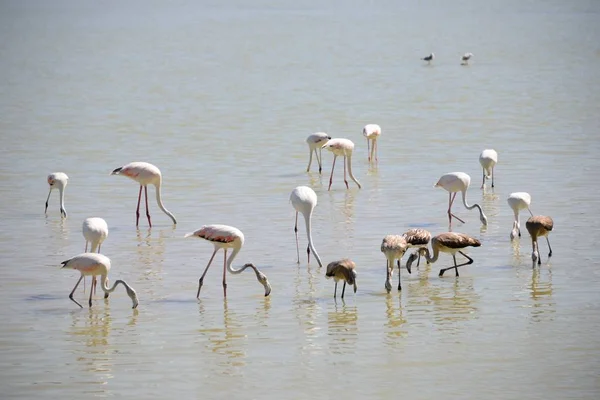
479,149,498,188
507,192,533,239
323,138,361,190
290,186,322,267
435,172,487,226
362,124,381,162
306,132,331,173
325,259,357,298
381,235,410,292
45,172,68,218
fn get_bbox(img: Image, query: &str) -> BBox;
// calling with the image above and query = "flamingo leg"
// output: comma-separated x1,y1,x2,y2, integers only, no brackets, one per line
481,168,485,188
317,148,323,174
385,260,392,293
439,251,474,277
343,156,349,189
222,248,228,297
69,275,84,308
546,237,552,257
448,192,465,224
45,189,52,214
307,245,311,264
397,261,403,291
374,140,378,162
333,281,338,298
341,281,347,298
135,185,143,226
294,212,300,263
144,185,151,227
491,167,495,188
197,248,218,298
88,278,94,307
328,155,338,190
366,138,371,162
85,241,88,252
306,148,313,172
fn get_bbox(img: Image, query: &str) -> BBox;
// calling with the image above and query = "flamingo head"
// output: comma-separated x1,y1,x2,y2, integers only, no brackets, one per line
245,263,272,296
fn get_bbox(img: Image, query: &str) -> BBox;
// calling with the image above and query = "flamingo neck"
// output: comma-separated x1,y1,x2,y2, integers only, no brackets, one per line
345,154,361,188
226,246,247,274
154,182,177,224
303,211,322,267
100,275,139,308
461,189,487,224
58,187,67,216
422,245,440,264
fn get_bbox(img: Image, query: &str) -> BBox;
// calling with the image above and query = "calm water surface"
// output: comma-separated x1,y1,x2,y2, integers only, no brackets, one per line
1,0,599,398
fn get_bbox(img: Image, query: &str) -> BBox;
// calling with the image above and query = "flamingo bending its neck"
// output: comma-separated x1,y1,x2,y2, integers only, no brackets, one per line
362,124,381,162
381,235,410,292
507,192,533,239
325,259,357,299
479,149,498,188
323,138,361,190
45,172,68,218
290,186,322,267
82,217,109,295
306,132,331,173
525,216,553,265
434,172,487,227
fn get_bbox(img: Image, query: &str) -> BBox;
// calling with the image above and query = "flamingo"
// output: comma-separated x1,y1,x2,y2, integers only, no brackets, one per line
323,138,361,190
479,149,498,188
290,186,322,267
45,172,68,218
525,216,554,265
406,232,481,277
381,235,410,292
306,132,331,173
507,192,533,239
434,172,487,227
185,225,272,298
362,124,381,162
110,162,177,227
61,253,139,309
422,52,435,64
82,217,109,294
325,259,357,299
399,228,432,268
461,53,473,65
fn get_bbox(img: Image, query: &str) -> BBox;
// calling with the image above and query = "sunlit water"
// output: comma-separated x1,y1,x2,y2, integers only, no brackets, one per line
1,0,599,398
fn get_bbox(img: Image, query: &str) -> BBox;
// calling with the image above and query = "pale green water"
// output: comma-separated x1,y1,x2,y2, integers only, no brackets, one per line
1,0,599,399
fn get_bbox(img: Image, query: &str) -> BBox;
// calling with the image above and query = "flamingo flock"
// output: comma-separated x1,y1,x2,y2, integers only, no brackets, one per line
48,127,554,309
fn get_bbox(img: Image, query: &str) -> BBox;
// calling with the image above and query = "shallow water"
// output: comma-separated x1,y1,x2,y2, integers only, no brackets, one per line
1,0,599,398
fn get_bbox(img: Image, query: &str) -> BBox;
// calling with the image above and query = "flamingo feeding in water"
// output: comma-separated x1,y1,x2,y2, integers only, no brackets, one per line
61,253,139,309
185,225,272,298
507,192,533,239
479,149,498,188
325,259,357,299
407,232,481,277
290,186,322,267
45,172,68,218
362,124,381,162
110,162,177,227
381,235,410,292
434,172,487,227
82,217,109,294
399,228,432,268
525,216,554,265
323,138,361,190
306,132,331,173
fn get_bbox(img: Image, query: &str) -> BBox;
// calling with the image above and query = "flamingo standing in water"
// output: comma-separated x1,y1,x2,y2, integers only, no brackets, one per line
290,186,322,267
61,253,139,309
45,172,68,218
461,53,474,65
110,162,177,227
82,217,109,294
507,192,533,239
362,124,381,162
306,132,331,173
185,225,272,298
526,216,554,265
381,235,410,292
422,53,435,64
479,149,498,188
323,138,361,190
399,228,432,268
435,172,487,227
325,259,357,299
407,232,481,277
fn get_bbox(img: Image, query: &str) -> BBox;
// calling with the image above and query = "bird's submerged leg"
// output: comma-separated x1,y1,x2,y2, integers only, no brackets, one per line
333,281,338,298
88,279,94,307
222,249,228,298
69,275,84,308
366,138,371,162
546,237,552,257
491,167,495,188
294,212,300,263
135,185,143,226
144,185,151,227
341,281,347,298
317,148,323,174
343,156,349,189
385,261,392,293
328,156,337,191
197,248,218,298
397,263,403,291
307,245,311,264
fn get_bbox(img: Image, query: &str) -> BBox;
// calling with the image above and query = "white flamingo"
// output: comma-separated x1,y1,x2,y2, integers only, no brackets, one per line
185,225,272,298
507,192,533,240
45,172,68,218
479,149,498,188
110,162,177,227
61,253,139,309
82,217,109,294
435,172,487,227
306,132,331,173
290,186,322,267
362,124,381,162
323,138,361,190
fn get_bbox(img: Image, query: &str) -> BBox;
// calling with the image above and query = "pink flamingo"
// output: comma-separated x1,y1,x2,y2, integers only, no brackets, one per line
185,225,272,298
290,186,322,267
45,172,68,218
111,162,177,227
61,253,139,309
323,138,361,190
434,172,487,227
306,132,331,173
362,124,381,162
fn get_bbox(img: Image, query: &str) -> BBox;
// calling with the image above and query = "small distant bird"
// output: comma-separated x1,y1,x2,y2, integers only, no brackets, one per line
82,217,109,295
525,216,553,265
323,138,361,190
306,132,331,174
111,162,177,227
45,172,68,218
461,53,473,65
400,228,432,268
362,124,381,162
61,253,139,309
290,186,322,267
507,192,533,239
381,235,410,292
407,232,481,277
325,259,357,299
185,225,272,298
435,172,488,227
422,53,435,64
479,149,498,188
